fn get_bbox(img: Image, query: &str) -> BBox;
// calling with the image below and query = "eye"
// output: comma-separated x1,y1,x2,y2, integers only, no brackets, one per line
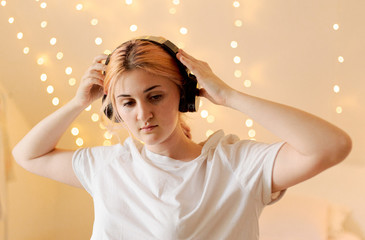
122,100,135,107
149,94,163,102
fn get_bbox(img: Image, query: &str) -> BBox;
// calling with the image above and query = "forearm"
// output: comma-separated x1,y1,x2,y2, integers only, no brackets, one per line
12,98,86,161
226,89,351,160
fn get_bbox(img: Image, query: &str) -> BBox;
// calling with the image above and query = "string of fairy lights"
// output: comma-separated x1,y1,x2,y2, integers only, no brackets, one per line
231,1,256,140
2,0,117,147
201,1,247,139
333,20,344,115
1,0,345,146
202,1,256,140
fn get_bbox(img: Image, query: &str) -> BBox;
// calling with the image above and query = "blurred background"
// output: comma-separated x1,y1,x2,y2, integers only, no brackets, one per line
0,0,364,239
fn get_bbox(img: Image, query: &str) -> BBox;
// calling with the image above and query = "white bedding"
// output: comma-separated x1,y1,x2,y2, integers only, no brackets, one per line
259,193,363,240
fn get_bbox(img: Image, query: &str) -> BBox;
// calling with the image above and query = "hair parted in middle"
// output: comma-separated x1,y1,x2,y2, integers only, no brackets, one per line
102,38,184,123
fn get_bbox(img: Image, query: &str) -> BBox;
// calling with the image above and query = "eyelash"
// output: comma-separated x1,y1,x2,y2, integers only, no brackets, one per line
121,94,163,107
150,94,163,102
123,101,135,107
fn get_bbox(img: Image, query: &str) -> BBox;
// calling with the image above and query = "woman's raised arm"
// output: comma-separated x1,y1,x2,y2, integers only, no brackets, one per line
177,49,352,193
12,54,107,187
225,91,352,192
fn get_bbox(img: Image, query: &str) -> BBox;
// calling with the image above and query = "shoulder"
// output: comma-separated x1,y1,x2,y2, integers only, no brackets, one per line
205,130,284,167
206,130,256,154
216,132,282,156
74,144,123,159
73,137,135,165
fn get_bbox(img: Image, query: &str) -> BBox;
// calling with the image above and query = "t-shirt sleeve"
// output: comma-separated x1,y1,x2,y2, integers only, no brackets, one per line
219,134,285,205
72,144,125,196
72,147,96,196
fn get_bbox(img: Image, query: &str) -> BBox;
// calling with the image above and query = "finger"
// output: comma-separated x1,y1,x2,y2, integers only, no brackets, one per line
87,71,105,81
177,49,209,75
82,70,104,82
178,49,197,62
89,62,107,72
85,77,104,88
179,55,205,80
198,88,209,99
92,54,108,64
177,51,194,70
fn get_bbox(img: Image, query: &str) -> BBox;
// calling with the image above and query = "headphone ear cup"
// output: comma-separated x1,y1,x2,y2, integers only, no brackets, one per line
102,95,113,120
179,74,199,112
102,95,122,122
102,57,122,123
179,92,188,112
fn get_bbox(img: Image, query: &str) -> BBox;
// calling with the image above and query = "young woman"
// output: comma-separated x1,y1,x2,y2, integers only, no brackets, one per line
12,36,352,239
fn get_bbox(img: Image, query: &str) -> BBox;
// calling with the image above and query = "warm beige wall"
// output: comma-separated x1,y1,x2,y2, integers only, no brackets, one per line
1,84,94,240
1,0,364,238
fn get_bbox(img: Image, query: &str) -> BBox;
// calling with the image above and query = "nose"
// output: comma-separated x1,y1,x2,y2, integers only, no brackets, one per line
136,102,153,123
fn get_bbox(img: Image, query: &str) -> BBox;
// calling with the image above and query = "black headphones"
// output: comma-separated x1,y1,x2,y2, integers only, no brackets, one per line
102,36,200,122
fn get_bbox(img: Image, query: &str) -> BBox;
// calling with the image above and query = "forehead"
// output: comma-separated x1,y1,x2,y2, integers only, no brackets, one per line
114,69,177,94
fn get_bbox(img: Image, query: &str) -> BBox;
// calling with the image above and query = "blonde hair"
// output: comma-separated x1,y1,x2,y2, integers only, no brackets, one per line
102,38,184,123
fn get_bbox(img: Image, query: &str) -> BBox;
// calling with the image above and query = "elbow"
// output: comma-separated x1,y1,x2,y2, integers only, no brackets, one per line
12,145,22,165
12,144,29,168
338,132,352,162
327,131,352,166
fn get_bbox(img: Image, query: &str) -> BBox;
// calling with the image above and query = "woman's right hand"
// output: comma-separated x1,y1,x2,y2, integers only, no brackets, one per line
74,54,108,107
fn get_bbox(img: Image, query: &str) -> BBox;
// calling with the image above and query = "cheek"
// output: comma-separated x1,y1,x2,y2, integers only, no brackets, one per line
158,96,180,123
163,92,180,111
116,106,134,126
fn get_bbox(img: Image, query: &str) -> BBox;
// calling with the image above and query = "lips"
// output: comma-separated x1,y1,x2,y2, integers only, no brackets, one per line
140,125,158,132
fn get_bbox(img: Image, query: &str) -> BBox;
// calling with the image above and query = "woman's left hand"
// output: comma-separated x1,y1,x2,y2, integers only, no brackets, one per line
177,49,233,106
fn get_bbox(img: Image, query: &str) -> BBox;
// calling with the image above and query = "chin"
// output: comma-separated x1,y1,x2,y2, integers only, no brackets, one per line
139,131,175,147
136,131,161,144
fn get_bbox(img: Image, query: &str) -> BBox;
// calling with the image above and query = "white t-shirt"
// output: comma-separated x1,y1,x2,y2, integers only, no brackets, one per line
73,130,285,240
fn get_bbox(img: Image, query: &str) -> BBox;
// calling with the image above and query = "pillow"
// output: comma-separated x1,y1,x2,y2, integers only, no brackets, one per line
330,232,362,240
259,193,329,240
328,204,351,239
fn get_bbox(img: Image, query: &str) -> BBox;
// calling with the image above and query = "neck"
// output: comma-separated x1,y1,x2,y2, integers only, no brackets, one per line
145,125,202,162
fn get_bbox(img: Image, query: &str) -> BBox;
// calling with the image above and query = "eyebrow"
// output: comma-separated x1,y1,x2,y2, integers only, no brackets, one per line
117,85,162,98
